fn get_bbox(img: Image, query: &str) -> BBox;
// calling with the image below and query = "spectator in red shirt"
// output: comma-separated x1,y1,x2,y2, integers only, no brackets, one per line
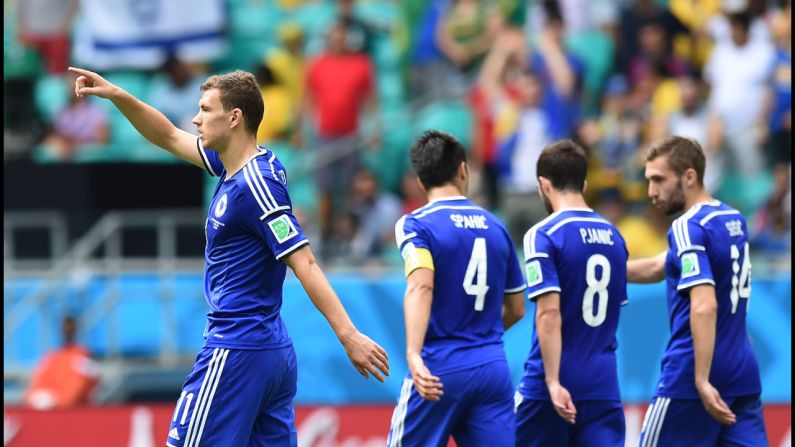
304,21,380,251
23,316,99,409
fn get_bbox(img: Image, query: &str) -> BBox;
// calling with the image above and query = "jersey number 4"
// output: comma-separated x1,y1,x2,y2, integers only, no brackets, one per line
463,238,490,311
583,254,611,327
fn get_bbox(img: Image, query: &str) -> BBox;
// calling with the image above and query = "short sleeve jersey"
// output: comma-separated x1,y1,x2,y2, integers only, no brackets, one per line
197,138,309,349
518,209,628,401
394,197,527,375
656,201,761,399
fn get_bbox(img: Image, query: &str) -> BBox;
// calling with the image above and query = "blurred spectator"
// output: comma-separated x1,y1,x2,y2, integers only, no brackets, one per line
648,73,725,193
405,0,450,104
704,10,775,180
255,64,294,145
17,0,78,74
347,170,403,262
148,54,204,132
527,2,585,140
435,0,503,98
596,188,668,260
304,21,379,247
23,316,99,409
479,28,552,242
39,74,109,160
400,171,428,214
526,0,619,39
668,0,721,70
337,0,391,57
265,22,306,111
616,0,689,74
627,20,691,90
579,74,645,196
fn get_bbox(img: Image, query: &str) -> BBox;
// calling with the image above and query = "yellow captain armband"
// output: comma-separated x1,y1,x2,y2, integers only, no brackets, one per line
401,242,434,277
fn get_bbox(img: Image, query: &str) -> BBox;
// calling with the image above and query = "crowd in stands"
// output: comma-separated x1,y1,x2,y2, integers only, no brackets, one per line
3,0,791,264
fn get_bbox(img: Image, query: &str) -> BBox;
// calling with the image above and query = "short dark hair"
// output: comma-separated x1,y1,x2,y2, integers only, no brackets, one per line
645,136,706,185
536,139,588,192
201,70,263,136
410,130,467,189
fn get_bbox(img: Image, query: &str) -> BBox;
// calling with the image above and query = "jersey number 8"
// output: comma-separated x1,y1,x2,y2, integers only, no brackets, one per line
583,254,611,327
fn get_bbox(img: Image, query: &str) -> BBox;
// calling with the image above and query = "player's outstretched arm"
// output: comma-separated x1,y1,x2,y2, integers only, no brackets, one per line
627,250,667,283
282,245,389,382
690,284,737,425
536,292,577,424
68,67,204,168
502,291,525,330
404,268,443,401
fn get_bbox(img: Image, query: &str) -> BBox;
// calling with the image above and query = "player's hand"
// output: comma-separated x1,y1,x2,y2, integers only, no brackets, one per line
548,381,577,424
407,353,443,401
696,381,736,425
68,67,119,99
340,330,390,383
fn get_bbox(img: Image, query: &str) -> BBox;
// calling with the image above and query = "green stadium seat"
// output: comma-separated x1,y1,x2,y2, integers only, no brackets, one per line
34,75,69,122
413,101,473,149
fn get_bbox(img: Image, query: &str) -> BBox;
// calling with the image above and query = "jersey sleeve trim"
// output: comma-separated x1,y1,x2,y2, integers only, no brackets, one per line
676,245,706,257
676,278,716,291
525,252,550,259
505,284,528,293
274,240,310,261
527,286,561,301
197,138,218,177
394,215,418,248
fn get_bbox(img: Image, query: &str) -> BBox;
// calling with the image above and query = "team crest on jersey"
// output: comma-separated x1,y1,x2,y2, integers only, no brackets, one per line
268,214,297,243
526,260,543,287
681,252,700,278
278,169,287,184
215,193,228,218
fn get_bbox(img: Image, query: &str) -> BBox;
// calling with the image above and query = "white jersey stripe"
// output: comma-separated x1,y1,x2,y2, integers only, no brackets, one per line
245,163,276,210
250,159,279,210
699,209,740,226
196,139,218,177
672,219,684,253
183,348,220,445
191,349,230,447
242,165,271,216
650,397,671,447
412,205,483,219
547,217,612,235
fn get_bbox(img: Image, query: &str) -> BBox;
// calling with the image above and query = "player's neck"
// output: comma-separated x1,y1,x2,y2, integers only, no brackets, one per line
552,192,589,212
218,136,261,178
684,188,714,211
426,184,466,203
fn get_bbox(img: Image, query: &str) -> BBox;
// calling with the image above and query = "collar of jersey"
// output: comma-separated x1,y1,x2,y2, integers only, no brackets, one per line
556,207,593,213
223,147,269,182
427,195,467,204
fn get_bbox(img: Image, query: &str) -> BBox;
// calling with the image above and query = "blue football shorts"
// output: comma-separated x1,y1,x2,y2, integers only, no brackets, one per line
514,394,625,447
166,345,298,447
638,394,767,447
386,359,515,447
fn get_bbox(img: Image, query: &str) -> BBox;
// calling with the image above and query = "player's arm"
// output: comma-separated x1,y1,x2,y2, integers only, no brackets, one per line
68,67,204,168
689,284,737,425
502,291,525,330
535,291,577,424
282,245,389,382
626,250,667,283
404,267,443,401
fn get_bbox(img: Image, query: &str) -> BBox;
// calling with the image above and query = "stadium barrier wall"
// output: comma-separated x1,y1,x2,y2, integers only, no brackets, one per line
5,275,791,404
3,403,791,447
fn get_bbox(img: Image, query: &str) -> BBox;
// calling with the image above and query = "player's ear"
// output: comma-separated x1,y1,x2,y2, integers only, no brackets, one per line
582,180,588,194
684,168,697,188
229,108,242,129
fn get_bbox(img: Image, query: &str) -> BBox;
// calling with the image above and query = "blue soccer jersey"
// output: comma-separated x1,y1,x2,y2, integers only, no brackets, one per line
198,138,308,349
655,200,761,399
518,208,628,401
393,196,527,375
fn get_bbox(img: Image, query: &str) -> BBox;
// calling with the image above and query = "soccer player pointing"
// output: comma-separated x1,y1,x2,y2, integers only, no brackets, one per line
629,136,767,446
389,131,526,446
68,66,389,447
515,140,628,447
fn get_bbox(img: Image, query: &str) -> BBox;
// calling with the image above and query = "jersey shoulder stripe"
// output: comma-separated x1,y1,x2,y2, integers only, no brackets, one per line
671,202,710,255
241,152,290,220
394,215,417,247
547,216,612,235
699,209,741,226
197,138,219,177
411,204,484,219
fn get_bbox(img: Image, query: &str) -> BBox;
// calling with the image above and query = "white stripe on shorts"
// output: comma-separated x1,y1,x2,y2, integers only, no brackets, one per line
190,348,230,447
389,378,413,447
183,348,225,446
